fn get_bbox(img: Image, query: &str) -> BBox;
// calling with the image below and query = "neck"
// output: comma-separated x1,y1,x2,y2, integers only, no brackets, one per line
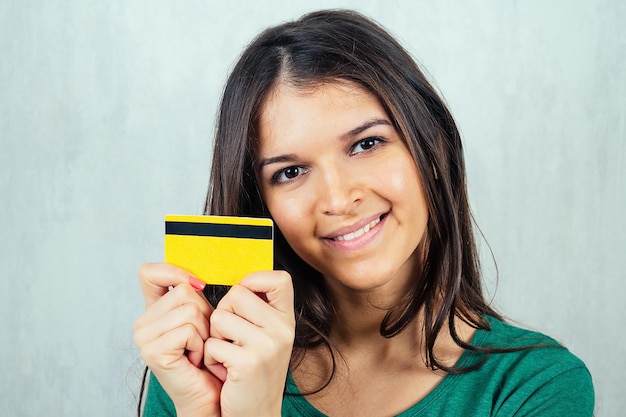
322,281,476,367
322,282,418,362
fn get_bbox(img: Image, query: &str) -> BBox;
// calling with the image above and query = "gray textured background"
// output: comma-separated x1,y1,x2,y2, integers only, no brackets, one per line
1,1,624,416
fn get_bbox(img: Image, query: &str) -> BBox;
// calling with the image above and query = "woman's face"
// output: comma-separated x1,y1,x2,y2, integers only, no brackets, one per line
256,82,428,295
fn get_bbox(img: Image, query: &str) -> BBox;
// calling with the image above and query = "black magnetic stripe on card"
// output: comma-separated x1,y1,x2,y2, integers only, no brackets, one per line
165,221,273,240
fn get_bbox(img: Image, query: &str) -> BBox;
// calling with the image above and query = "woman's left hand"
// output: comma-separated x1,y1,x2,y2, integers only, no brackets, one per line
203,270,295,417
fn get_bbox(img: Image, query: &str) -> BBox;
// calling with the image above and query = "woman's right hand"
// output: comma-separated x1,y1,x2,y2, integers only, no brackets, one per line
133,262,221,417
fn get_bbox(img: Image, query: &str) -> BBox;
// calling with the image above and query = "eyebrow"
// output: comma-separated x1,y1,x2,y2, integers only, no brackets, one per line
258,154,298,169
341,118,392,141
258,118,392,169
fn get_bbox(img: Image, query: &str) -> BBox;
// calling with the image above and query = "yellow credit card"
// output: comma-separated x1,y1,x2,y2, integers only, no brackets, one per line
164,214,274,286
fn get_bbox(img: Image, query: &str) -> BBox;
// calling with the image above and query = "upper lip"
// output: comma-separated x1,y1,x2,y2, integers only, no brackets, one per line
323,212,386,239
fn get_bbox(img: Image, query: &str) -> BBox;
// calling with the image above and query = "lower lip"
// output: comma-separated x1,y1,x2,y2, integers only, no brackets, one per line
323,214,387,252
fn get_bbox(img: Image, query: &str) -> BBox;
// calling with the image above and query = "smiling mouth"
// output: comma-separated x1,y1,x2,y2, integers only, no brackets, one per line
332,215,383,241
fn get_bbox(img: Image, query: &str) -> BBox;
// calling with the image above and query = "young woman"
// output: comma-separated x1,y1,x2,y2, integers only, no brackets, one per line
133,9,594,417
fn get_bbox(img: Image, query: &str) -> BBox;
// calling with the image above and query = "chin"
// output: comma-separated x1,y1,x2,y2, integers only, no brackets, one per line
328,269,401,292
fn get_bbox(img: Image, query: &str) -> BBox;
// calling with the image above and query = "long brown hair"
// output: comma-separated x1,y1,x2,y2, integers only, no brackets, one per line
203,8,501,385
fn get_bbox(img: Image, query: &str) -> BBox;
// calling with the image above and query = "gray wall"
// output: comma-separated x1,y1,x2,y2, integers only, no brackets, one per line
1,1,623,415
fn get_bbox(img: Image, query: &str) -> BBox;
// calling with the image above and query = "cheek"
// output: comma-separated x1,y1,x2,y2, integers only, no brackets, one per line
269,202,318,267
378,156,423,199
264,193,312,245
379,156,429,230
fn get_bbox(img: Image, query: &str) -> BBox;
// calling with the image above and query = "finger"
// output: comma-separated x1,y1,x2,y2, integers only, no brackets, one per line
209,307,259,346
206,363,228,383
135,301,211,350
164,303,211,342
135,283,213,332
139,262,206,307
141,322,206,371
204,337,242,378
231,270,294,316
215,284,275,328
208,308,293,374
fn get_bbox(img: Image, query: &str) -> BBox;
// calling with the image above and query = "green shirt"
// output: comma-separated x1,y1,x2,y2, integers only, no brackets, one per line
143,316,594,416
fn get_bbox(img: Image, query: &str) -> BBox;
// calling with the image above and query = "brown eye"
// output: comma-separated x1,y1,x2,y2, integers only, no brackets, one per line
271,165,308,184
284,167,300,179
350,137,384,155
360,139,377,149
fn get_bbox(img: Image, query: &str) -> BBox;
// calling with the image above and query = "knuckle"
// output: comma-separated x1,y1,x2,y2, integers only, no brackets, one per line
138,263,154,280
183,303,205,323
260,338,279,356
229,284,246,298
281,324,296,344
133,316,144,333
132,331,143,348
177,282,195,297
217,284,243,307
275,270,293,288
203,336,216,355
270,327,295,355
139,343,159,365
172,282,204,305
180,322,197,339
152,353,172,370
209,308,224,327
257,330,290,357
277,270,292,282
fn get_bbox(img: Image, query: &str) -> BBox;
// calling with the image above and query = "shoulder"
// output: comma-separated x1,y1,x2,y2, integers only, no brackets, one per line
482,315,560,346
464,316,595,416
478,316,589,377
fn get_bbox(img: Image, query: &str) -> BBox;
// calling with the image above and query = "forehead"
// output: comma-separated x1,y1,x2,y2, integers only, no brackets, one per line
261,80,380,114
256,81,388,151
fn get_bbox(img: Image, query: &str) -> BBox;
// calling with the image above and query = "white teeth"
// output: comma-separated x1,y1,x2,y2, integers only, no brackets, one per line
334,217,380,241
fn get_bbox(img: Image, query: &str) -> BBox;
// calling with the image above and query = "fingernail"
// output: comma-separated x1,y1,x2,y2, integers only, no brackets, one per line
188,276,206,291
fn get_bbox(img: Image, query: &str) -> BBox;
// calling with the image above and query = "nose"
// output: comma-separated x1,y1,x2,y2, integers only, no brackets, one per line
315,163,362,216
